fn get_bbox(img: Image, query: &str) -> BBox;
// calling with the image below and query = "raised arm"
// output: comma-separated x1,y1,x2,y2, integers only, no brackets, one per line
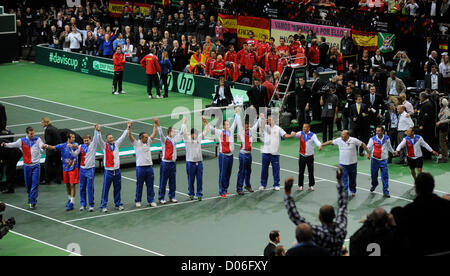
1,139,22,149
155,119,166,143
284,177,309,226
201,116,210,138
127,121,135,143
150,119,158,140
334,166,348,232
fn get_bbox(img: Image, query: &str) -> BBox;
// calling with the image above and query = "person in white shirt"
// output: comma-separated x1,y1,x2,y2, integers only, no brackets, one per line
66,26,83,53
396,105,414,165
127,121,157,208
210,111,238,198
70,124,101,211
235,107,259,195
320,130,370,197
182,116,209,201
394,128,438,180
367,126,395,197
97,126,129,213
406,0,419,16
156,118,185,204
399,93,414,115
259,112,296,191
291,123,322,191
1,127,46,209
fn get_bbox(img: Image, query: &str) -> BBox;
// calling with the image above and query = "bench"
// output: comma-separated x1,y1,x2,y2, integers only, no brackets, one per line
16,139,219,169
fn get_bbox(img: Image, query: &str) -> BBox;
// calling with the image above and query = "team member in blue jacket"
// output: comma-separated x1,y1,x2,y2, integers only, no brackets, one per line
97,29,117,58
159,51,173,98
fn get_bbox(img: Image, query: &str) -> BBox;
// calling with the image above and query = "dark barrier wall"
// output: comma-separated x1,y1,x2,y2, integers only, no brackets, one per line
0,33,19,63
34,45,253,100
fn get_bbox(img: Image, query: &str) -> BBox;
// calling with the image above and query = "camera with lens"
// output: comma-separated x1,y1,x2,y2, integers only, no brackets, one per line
0,202,15,240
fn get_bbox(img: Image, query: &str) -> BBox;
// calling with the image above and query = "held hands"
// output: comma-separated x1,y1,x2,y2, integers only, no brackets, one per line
235,106,241,114
366,153,371,160
393,151,399,157
95,124,101,132
432,150,439,157
284,177,294,195
127,121,132,129
336,166,344,186
1,142,5,147
290,131,296,137
202,116,208,125
182,117,188,124
153,118,160,126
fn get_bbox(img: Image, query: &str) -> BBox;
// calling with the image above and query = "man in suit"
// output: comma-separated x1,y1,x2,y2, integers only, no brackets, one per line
351,95,370,155
425,65,445,92
41,117,62,184
386,71,406,102
170,40,184,71
247,78,268,112
363,85,385,127
423,36,439,63
0,104,6,134
384,103,399,163
392,172,450,255
426,51,439,73
212,76,234,107
263,230,281,256
286,223,331,256
318,37,329,69
310,71,325,121
417,92,437,159
287,77,312,128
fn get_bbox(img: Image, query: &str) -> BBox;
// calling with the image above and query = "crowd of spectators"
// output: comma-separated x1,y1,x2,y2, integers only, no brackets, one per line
261,170,450,256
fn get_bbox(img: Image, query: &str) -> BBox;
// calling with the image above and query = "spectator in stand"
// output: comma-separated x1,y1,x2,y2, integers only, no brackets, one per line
406,0,420,16
274,246,286,256
205,51,217,77
98,29,118,58
212,76,233,107
190,47,205,75
436,98,450,163
170,40,184,71
399,93,415,115
196,14,207,43
59,25,71,52
392,172,450,255
387,71,406,101
84,31,96,56
276,38,289,55
265,47,279,75
284,168,348,256
214,39,226,58
425,65,445,92
393,51,411,85
263,74,276,103
263,230,281,257
225,44,238,64
439,54,450,94
307,39,320,77
371,49,385,71
341,31,355,69
350,208,397,256
426,51,439,73
66,26,82,53
417,92,437,160
159,51,172,98
318,37,330,69
48,25,61,49
211,55,226,79
359,49,372,82
252,63,266,84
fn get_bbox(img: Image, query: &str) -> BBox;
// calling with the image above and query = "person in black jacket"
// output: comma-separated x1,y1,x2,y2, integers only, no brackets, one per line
41,117,62,184
310,71,325,121
417,92,437,159
263,230,281,257
424,65,445,92
392,172,450,255
350,95,370,155
212,76,234,107
287,77,311,128
318,37,329,69
362,85,385,127
0,104,6,134
286,223,330,256
384,103,398,163
350,208,396,256
342,85,356,135
246,78,268,112
170,40,184,71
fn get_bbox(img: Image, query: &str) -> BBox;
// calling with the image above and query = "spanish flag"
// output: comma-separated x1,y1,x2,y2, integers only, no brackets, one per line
162,0,171,7
352,30,378,51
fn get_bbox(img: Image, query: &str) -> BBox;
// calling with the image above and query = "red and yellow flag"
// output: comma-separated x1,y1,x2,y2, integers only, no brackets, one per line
237,16,271,48
109,0,126,18
218,13,237,34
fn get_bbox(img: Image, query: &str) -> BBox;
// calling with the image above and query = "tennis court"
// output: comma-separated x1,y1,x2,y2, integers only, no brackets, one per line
0,63,449,256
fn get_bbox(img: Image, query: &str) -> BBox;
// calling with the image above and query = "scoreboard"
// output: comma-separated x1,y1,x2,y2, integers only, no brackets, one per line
0,10,16,34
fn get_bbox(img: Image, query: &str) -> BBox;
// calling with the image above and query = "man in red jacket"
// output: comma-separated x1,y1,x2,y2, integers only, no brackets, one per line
252,63,266,83
140,48,162,99
237,42,248,68
205,51,217,77
244,45,258,81
212,55,226,78
113,46,126,95
257,35,270,67
277,38,289,56
265,47,279,74
224,44,237,64
225,61,241,82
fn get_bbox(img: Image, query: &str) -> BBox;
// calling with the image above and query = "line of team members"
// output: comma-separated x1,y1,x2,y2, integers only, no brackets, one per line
1,106,438,211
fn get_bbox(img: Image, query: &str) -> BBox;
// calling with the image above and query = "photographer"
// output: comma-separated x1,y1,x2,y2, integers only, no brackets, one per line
320,83,339,142
0,202,16,240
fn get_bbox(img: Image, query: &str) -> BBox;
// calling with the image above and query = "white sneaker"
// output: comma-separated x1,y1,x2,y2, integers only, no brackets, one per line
149,202,157,207
309,186,315,191
274,186,280,191
89,207,94,212
79,206,86,211
159,200,167,205
258,186,265,191
113,92,119,95
101,208,108,213
148,95,153,99
298,186,304,192
135,202,142,208
157,95,162,99
120,91,126,94
115,205,124,211
169,198,178,203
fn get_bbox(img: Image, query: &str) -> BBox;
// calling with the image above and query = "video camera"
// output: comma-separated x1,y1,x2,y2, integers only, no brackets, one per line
0,202,16,240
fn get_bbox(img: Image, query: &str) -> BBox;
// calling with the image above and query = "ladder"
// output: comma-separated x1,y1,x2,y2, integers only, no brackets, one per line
269,62,307,110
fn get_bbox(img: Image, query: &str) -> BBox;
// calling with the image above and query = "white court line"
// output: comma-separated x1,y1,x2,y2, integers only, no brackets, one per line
22,94,448,195
0,95,27,99
9,230,82,256
63,185,281,223
7,118,72,128
5,203,164,256
121,175,191,197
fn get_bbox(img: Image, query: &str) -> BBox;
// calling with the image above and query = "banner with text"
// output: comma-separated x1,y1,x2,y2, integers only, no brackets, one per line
270,19,351,50
109,0,126,18
237,16,271,47
133,3,152,16
218,13,237,34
